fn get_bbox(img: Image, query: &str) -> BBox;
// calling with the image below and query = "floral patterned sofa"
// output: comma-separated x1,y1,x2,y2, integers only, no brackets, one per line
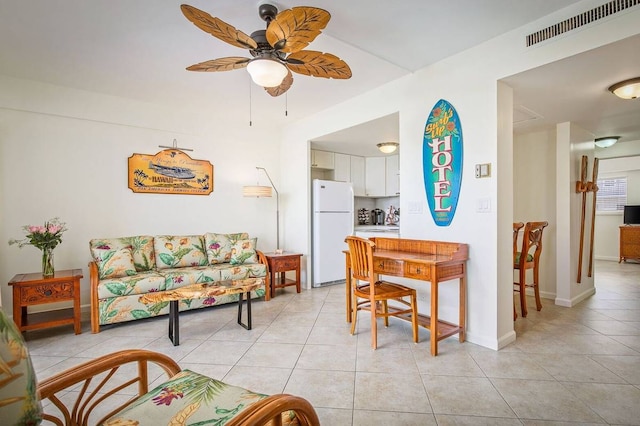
89,233,269,333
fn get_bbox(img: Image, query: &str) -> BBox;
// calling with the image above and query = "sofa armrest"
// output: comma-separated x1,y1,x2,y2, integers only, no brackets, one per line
256,250,271,301
38,349,181,426
89,260,101,333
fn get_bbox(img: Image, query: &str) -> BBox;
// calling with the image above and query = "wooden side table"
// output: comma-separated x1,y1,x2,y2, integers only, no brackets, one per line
263,252,302,298
8,269,83,334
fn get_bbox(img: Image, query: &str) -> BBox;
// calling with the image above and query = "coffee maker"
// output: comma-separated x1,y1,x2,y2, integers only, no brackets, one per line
371,209,385,225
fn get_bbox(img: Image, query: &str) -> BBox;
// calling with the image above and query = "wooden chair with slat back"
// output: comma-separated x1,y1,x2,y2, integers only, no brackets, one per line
513,221,548,318
513,222,525,320
345,235,419,349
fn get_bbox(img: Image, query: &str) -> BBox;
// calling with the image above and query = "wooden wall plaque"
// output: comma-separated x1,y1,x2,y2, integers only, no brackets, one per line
128,149,213,195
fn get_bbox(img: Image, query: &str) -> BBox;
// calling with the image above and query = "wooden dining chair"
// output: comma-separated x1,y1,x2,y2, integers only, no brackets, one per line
513,221,548,318
345,235,419,349
513,222,524,320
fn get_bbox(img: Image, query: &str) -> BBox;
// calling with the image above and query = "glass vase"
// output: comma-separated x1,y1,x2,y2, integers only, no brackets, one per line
42,248,54,277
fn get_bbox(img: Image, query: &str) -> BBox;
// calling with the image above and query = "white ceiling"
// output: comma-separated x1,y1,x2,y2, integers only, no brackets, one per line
1,0,639,155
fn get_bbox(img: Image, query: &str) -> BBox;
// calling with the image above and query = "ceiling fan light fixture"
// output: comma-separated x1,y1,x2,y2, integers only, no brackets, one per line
594,136,620,148
246,58,288,88
377,142,399,154
608,77,640,99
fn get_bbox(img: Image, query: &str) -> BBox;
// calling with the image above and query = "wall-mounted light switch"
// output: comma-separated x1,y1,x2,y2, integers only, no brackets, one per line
475,163,491,178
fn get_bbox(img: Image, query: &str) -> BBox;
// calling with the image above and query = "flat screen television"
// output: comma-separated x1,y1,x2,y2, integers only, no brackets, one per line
623,205,640,225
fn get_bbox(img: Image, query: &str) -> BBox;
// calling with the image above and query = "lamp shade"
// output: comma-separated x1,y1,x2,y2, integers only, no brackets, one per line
242,185,272,197
377,142,399,154
594,136,620,148
246,58,288,88
608,77,640,100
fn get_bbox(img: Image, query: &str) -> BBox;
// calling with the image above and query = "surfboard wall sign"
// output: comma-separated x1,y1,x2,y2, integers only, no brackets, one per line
423,99,463,227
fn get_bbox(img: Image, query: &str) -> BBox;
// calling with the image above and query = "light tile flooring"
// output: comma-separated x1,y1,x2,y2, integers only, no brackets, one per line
27,260,640,425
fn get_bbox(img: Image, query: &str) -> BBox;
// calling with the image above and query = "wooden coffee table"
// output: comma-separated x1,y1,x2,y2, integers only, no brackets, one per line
139,277,264,346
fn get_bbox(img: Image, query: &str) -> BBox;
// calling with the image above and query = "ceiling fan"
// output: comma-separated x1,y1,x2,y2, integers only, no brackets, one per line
180,3,352,97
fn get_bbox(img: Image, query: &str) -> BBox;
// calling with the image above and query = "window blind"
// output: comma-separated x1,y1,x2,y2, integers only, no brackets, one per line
596,177,627,212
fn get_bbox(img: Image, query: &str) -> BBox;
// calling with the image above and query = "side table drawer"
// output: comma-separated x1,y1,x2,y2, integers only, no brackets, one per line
273,258,299,271
20,281,75,305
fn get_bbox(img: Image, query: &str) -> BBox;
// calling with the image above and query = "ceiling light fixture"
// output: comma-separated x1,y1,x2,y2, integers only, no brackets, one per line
377,142,399,154
608,77,640,99
246,57,288,88
594,136,620,148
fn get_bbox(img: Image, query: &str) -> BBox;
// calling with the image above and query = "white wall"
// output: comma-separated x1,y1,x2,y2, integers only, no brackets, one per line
513,129,557,300
281,2,640,350
0,76,282,310
555,122,596,308
594,141,640,261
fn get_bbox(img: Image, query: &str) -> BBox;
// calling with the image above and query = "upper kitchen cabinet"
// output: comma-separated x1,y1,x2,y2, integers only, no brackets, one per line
332,153,350,182
311,150,334,170
351,155,365,196
331,153,365,196
385,155,399,196
364,155,399,197
365,157,386,197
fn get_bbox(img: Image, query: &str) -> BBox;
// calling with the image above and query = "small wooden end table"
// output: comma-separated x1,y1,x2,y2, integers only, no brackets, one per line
8,269,83,334
139,278,264,346
263,252,302,298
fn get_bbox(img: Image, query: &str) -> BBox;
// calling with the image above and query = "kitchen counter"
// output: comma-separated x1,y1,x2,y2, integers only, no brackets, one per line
354,225,400,239
355,225,399,232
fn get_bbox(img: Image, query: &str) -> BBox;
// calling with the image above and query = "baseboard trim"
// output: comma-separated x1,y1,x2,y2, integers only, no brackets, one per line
555,287,596,307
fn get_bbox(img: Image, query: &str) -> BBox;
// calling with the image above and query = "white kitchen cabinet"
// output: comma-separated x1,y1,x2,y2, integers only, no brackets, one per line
332,153,350,182
365,157,386,197
385,155,400,196
311,150,334,170
350,155,365,196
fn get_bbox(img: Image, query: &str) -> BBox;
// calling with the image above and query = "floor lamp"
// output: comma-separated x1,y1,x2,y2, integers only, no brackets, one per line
242,167,280,252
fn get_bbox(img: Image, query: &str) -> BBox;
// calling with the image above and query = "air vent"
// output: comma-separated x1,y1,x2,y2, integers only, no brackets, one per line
526,0,639,47
513,105,543,126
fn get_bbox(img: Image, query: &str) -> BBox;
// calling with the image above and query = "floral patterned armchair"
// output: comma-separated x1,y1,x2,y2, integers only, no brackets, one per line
0,307,318,426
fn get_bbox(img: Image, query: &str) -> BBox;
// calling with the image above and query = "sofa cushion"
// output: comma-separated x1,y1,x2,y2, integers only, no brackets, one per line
204,232,249,264
102,369,300,426
230,238,258,265
160,266,222,290
97,271,167,298
90,235,155,272
0,307,43,425
217,263,267,281
154,235,208,270
93,246,138,279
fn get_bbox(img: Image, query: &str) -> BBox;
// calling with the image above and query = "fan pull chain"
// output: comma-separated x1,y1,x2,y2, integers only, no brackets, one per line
249,77,253,126
285,92,288,117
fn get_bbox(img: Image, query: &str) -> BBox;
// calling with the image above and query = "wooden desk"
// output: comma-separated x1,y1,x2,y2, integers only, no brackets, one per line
345,238,468,356
9,269,83,334
263,252,302,298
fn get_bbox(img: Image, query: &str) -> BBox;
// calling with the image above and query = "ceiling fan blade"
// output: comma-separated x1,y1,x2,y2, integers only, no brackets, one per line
186,57,250,72
181,4,257,50
286,51,352,79
266,7,330,53
265,70,294,97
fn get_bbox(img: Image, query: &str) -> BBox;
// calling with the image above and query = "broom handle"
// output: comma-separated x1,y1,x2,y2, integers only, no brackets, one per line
588,157,599,277
577,155,588,284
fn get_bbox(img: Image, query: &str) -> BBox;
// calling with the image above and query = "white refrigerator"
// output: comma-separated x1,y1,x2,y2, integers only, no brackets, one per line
312,179,354,287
